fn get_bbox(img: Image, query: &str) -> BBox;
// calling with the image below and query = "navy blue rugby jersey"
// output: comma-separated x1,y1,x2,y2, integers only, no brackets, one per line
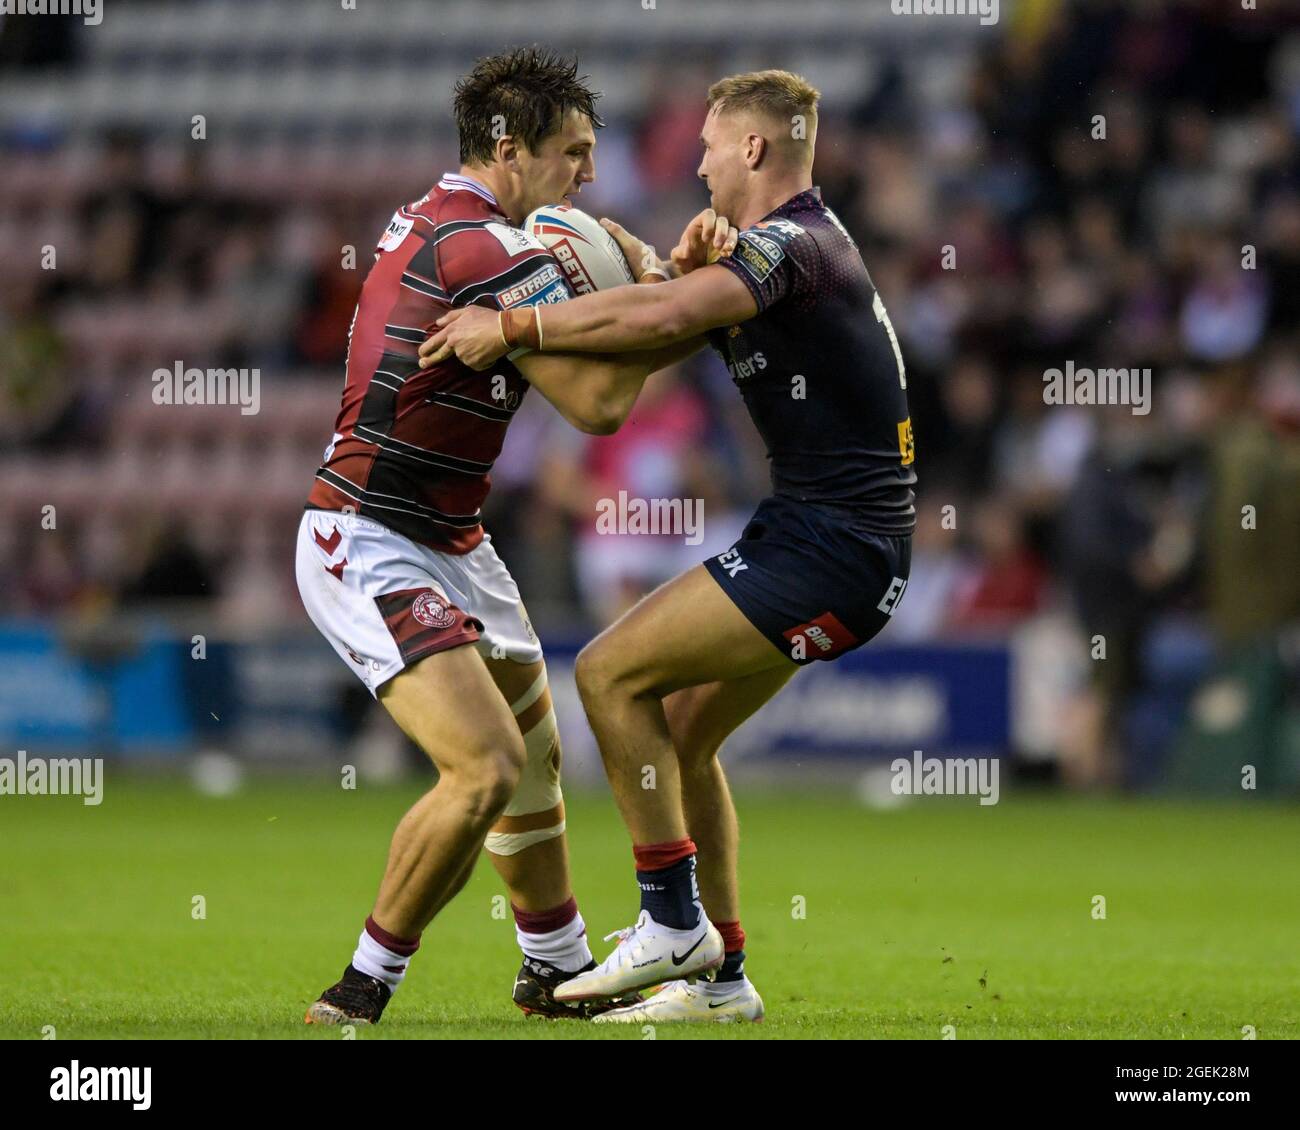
706,188,916,535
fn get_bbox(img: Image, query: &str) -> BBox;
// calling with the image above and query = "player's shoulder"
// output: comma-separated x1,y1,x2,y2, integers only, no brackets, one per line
724,192,821,284
418,179,564,306
768,193,865,284
750,215,813,243
758,191,853,252
735,190,826,257
422,179,555,267
407,177,504,236
368,184,484,259
742,216,811,257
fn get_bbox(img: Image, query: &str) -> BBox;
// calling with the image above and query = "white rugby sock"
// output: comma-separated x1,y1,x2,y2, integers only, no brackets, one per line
351,915,420,991
513,897,593,974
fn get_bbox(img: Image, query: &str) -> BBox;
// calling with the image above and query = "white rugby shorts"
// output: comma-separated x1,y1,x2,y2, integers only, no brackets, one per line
295,509,543,695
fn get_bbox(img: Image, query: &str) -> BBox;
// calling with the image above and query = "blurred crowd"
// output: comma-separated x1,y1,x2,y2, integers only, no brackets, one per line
1,0,1297,784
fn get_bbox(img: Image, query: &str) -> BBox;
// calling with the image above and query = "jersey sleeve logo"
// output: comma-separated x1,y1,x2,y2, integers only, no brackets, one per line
485,221,546,256
733,231,785,283
495,262,571,308
378,211,415,252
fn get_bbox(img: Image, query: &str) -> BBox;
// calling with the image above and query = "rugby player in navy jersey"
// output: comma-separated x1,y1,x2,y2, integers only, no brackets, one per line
297,47,734,1027
421,69,917,1022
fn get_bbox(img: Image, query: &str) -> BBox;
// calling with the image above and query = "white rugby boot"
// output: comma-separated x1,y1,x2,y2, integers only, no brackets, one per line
553,910,723,1002
591,976,765,1024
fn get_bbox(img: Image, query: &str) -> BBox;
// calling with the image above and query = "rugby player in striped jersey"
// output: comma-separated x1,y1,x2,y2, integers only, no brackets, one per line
298,47,734,1026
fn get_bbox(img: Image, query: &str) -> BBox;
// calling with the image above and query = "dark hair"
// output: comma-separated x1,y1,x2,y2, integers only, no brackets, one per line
454,46,603,165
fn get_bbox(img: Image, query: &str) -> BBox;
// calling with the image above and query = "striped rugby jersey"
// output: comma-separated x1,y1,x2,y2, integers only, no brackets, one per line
306,173,574,553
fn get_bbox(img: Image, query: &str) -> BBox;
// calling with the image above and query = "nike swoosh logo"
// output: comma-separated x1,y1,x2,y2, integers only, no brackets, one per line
707,997,742,1009
671,934,707,966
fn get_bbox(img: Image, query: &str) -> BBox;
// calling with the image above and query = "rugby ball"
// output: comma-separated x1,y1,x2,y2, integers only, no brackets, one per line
525,203,636,294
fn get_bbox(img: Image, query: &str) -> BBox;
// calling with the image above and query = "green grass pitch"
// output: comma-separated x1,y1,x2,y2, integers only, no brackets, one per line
2,776,1296,1039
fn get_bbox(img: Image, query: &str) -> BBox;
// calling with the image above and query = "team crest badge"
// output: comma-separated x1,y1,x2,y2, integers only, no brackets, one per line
412,591,456,629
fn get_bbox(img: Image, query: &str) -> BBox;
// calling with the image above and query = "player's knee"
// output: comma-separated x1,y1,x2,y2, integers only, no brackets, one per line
465,757,522,826
575,636,640,702
449,734,526,825
573,642,605,704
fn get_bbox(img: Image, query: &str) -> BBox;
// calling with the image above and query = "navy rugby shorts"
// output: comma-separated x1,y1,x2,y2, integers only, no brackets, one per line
702,495,912,665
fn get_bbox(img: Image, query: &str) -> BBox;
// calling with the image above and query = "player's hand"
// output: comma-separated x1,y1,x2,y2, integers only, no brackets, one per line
670,208,739,276
598,217,670,282
418,306,506,372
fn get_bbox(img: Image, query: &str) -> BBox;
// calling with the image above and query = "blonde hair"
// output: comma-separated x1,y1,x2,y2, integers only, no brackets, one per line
706,69,820,136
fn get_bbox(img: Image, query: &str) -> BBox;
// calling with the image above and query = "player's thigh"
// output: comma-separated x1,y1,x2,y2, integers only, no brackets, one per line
379,645,523,780
295,510,521,775
665,664,797,769
579,564,795,698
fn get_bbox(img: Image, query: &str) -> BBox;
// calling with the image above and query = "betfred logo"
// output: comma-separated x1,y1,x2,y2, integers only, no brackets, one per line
783,611,858,660
551,240,595,294
495,262,562,307
412,591,456,630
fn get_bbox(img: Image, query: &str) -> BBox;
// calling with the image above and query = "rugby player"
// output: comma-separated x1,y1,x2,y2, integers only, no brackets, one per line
296,47,733,1026
420,69,918,1022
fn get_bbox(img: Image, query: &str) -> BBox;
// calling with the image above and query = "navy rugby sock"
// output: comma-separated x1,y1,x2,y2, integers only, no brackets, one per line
633,839,703,931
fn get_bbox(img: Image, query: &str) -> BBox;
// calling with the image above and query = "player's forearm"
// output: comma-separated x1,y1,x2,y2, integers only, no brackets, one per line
499,267,756,358
510,284,693,354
